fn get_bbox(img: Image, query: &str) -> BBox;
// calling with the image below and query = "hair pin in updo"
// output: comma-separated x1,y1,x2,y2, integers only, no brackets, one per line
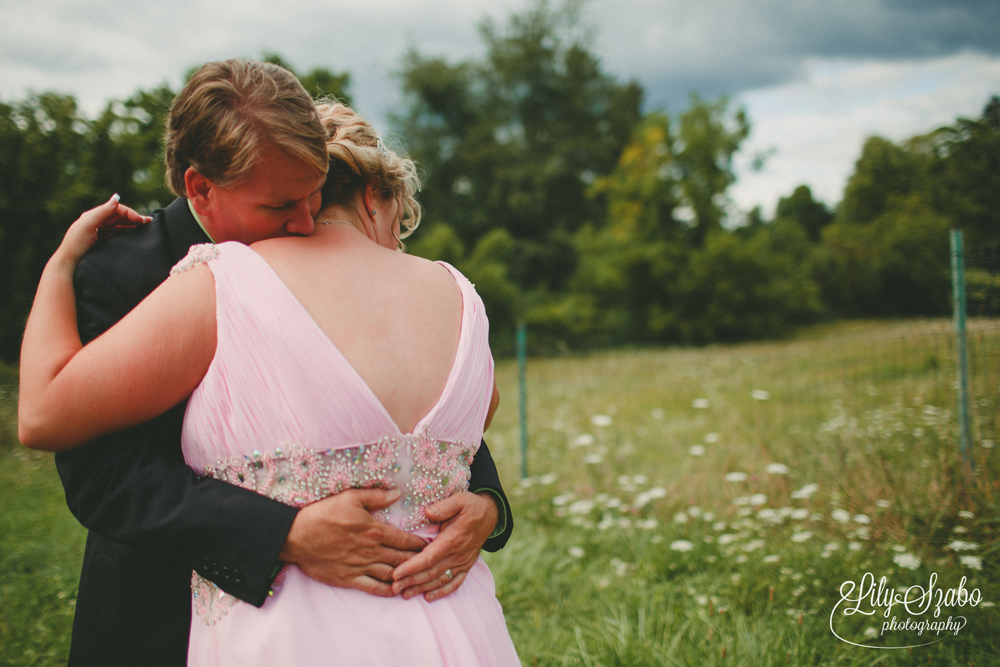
376,137,388,154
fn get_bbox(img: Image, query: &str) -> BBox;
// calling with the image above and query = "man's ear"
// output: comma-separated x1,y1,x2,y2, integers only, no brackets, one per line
184,168,213,217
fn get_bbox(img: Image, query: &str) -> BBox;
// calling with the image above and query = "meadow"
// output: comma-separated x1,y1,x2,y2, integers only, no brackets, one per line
1,319,997,666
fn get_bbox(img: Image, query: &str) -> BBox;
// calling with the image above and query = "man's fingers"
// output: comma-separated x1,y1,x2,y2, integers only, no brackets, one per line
392,539,440,581
424,494,463,523
398,569,467,602
353,487,402,511
425,570,466,602
353,576,396,598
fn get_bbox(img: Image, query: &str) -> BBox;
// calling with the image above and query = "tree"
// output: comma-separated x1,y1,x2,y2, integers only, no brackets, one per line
935,96,1000,247
775,185,833,243
397,0,643,297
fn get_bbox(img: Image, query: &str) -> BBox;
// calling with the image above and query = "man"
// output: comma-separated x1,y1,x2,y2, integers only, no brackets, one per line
57,59,512,666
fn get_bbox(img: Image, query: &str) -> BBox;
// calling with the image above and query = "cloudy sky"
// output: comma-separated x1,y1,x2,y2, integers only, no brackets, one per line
2,0,998,217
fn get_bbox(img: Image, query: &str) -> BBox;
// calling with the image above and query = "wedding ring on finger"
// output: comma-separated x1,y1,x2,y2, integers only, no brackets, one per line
444,568,454,581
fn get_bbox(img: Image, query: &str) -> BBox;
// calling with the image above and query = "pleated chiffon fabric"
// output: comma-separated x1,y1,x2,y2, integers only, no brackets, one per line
177,242,518,666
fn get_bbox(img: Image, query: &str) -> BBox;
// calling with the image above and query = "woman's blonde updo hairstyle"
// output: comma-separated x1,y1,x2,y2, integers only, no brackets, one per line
316,101,421,248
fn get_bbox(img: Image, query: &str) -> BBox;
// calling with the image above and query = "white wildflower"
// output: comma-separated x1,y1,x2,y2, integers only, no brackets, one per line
960,555,983,570
853,514,871,525
705,433,720,443
712,521,727,531
689,445,706,456
947,540,979,552
692,398,710,409
633,474,647,484
893,553,921,570
876,499,891,508
751,390,771,401
635,518,659,530
717,533,739,545
958,511,975,519
790,508,809,521
863,627,880,640
571,434,595,447
584,453,604,464
763,554,780,564
735,554,748,563
725,472,748,483
539,473,557,485
591,414,613,427
953,526,969,534
892,545,907,552
611,558,629,577
831,509,851,523
823,542,840,552
670,540,694,552
983,440,995,449
732,496,751,506
757,509,783,525
791,531,813,543
568,546,584,559
673,512,690,524
742,539,765,552
634,487,667,508
750,493,768,506
552,494,574,507
765,463,789,475
790,483,818,499
687,506,702,517
567,500,595,515
848,542,863,551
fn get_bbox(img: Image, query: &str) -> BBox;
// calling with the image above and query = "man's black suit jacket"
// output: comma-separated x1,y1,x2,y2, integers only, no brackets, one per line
56,197,513,666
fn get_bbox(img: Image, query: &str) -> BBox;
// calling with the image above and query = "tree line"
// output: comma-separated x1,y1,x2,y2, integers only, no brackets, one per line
1,2,997,362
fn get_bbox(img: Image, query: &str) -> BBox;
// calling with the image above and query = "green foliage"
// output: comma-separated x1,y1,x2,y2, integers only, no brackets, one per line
774,185,832,243
816,96,999,319
397,0,642,296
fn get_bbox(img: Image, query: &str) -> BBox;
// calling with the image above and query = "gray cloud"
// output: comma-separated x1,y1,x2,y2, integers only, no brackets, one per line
585,0,999,110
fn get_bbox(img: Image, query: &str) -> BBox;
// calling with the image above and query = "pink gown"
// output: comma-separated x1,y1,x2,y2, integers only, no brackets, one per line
173,242,519,666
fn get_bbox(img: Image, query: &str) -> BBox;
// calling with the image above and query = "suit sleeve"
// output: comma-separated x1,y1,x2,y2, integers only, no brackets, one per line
468,439,513,551
54,257,299,607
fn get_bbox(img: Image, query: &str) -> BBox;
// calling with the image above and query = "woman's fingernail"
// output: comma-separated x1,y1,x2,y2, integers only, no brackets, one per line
111,193,120,203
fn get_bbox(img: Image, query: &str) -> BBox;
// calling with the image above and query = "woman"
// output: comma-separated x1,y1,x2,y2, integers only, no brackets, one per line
19,102,519,665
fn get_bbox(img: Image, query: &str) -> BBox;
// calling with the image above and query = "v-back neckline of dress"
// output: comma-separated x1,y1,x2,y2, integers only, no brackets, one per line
236,243,466,437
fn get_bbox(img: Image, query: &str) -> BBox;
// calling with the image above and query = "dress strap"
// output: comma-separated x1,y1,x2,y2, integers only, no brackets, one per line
170,243,219,276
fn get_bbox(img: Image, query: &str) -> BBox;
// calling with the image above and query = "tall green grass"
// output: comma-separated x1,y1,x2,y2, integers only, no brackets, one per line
0,362,85,665
1,320,997,665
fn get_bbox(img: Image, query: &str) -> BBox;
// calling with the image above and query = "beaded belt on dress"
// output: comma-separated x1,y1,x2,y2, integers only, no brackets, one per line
191,427,476,625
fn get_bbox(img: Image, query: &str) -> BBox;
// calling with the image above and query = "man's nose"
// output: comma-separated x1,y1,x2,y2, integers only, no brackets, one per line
284,201,315,236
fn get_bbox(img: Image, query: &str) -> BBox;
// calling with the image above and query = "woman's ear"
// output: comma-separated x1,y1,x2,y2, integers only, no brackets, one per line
363,182,378,217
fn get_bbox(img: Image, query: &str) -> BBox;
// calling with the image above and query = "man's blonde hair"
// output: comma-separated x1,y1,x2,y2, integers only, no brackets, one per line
164,59,328,197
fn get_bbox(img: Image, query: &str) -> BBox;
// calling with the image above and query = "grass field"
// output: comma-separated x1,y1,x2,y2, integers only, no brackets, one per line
1,319,997,666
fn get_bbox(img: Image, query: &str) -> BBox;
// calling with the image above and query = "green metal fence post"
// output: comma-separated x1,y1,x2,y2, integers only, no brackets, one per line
517,321,528,480
950,229,974,471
